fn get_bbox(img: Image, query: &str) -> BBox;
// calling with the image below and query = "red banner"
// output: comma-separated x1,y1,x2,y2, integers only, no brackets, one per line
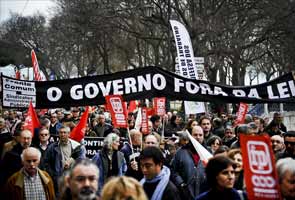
141,107,149,135
128,100,137,113
235,102,248,124
105,95,128,128
240,134,281,200
153,97,166,116
23,102,41,137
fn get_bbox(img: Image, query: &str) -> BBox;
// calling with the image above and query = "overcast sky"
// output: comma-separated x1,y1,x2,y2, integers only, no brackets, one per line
0,0,56,22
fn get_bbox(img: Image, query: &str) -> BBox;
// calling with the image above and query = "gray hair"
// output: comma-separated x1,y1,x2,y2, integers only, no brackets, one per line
59,125,71,133
70,158,99,178
104,133,120,150
177,131,189,141
21,147,42,161
276,157,295,183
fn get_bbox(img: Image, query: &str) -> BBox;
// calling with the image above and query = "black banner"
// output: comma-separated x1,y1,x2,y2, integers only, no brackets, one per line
2,66,295,108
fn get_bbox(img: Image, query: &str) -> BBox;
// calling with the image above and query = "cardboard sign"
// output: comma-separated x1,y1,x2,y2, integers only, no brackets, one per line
240,134,281,200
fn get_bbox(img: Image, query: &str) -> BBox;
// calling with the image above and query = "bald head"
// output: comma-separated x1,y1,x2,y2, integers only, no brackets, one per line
191,126,204,144
20,130,32,148
271,135,285,153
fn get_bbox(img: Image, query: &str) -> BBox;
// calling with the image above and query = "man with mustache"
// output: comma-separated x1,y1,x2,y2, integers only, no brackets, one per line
4,147,55,199
67,159,100,200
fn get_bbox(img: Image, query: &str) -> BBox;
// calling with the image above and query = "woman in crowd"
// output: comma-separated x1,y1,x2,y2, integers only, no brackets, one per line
184,119,198,134
92,133,127,191
196,155,247,200
101,176,147,200
227,149,244,190
207,135,222,154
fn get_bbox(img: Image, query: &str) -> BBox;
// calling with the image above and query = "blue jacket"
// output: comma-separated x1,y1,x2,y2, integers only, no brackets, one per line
171,144,208,200
92,149,127,192
43,139,85,184
196,188,247,200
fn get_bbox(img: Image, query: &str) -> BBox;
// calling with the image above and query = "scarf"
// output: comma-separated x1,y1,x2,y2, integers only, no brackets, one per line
140,165,170,200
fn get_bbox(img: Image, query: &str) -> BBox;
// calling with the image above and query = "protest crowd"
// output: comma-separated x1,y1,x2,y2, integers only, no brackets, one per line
0,104,294,200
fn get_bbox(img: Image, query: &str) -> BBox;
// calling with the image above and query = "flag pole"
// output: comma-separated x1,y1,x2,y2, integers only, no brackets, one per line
161,116,165,141
126,127,135,162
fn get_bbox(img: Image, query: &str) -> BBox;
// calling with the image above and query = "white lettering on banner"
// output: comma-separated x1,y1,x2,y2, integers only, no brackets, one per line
214,86,228,96
175,78,228,96
47,73,166,102
267,85,279,99
98,81,112,96
113,79,124,95
248,88,261,99
288,80,295,96
233,90,246,97
47,87,62,101
124,77,137,94
277,82,290,98
85,83,99,98
71,85,83,100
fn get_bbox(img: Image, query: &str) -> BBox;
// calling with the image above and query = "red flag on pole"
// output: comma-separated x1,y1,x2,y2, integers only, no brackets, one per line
240,134,281,200
128,100,137,113
235,102,248,125
105,95,128,128
69,106,90,142
31,49,44,81
23,102,41,137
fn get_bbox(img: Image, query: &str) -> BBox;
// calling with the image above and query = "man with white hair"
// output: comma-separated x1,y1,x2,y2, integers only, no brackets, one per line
271,135,285,159
4,147,55,199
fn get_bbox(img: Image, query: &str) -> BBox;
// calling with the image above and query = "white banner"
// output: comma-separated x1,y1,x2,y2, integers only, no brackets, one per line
170,20,197,79
170,20,206,114
2,77,36,107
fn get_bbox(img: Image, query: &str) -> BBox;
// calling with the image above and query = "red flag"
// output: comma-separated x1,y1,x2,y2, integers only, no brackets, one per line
15,70,20,80
128,100,137,113
141,107,149,135
240,134,281,200
31,49,45,81
235,102,248,125
23,102,41,137
105,95,128,128
70,106,90,142
153,97,166,116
